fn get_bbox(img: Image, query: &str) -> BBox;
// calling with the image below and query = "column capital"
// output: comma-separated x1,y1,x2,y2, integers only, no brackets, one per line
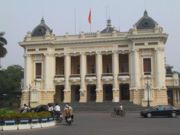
154,47,164,52
112,50,119,54
24,54,31,58
101,50,112,55
64,53,70,56
69,52,80,56
80,52,86,55
44,53,54,57
96,51,102,55
86,51,96,56
54,53,64,57
130,49,139,54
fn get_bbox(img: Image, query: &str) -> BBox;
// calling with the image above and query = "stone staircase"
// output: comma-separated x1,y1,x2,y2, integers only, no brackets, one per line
62,101,146,112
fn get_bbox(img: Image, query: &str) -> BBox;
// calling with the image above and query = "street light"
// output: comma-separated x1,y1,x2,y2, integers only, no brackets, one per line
28,84,32,107
145,76,151,107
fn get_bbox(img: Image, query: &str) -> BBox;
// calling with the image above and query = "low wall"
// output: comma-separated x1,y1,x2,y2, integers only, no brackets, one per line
0,118,56,131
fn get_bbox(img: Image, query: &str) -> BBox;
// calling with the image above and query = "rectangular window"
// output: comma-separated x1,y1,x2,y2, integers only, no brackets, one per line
77,65,80,74
55,57,64,75
143,58,151,75
87,55,96,74
36,63,42,79
119,54,129,73
91,64,95,73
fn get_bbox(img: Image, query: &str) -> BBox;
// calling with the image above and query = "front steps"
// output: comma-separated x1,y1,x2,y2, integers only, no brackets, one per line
60,101,145,112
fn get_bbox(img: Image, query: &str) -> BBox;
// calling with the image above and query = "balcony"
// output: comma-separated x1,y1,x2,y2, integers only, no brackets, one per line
166,74,173,77
144,72,151,75
35,75,42,79
54,74,65,83
102,73,113,82
118,72,130,82
118,72,129,76
69,74,81,83
85,74,96,83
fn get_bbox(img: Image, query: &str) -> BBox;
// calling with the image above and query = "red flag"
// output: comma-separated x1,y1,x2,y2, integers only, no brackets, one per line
88,9,91,24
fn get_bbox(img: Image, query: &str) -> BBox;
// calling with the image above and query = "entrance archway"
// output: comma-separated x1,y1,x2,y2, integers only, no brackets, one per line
87,85,96,102
120,84,130,100
71,85,80,102
167,89,173,105
103,84,113,101
54,85,64,103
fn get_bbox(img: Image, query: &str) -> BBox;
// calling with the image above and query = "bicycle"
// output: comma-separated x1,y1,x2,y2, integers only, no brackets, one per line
111,109,126,117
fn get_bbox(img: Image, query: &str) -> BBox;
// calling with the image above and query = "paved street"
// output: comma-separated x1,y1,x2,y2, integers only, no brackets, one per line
1,112,180,135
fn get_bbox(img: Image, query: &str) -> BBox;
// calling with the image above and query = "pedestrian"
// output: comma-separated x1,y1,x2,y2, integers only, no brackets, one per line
54,103,61,119
48,103,54,117
64,103,74,121
21,104,30,113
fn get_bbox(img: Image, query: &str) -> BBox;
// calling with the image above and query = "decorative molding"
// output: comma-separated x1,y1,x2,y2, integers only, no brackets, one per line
85,51,96,56
69,52,80,56
24,54,31,58
32,54,44,61
154,47,164,52
101,50,112,55
54,53,64,57
117,50,129,54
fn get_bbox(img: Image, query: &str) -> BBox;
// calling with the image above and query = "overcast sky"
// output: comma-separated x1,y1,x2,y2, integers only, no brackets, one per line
0,0,180,72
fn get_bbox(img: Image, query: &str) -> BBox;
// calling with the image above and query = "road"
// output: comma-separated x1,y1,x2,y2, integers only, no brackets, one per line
1,112,180,135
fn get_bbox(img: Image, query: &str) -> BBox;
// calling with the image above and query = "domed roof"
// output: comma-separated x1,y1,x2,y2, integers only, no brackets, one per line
31,18,52,37
135,10,158,29
101,19,119,33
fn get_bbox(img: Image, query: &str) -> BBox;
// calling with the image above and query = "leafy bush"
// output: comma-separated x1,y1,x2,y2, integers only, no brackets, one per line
0,108,51,120
0,108,17,120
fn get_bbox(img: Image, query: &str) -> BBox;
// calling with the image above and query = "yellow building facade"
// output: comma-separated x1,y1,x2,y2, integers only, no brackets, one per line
20,11,180,107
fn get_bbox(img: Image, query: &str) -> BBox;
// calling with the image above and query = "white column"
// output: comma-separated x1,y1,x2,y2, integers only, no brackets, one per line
24,54,32,90
96,52,102,91
178,90,180,104
44,53,55,91
112,51,119,90
155,49,161,89
80,53,87,91
161,48,166,88
130,49,139,89
155,48,166,89
64,54,71,91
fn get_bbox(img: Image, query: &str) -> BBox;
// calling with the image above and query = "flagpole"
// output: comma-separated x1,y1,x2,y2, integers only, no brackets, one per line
88,9,92,33
74,8,77,34
90,23,91,33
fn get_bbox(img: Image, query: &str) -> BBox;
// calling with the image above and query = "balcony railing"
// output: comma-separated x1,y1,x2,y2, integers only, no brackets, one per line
54,75,64,78
144,72,151,75
35,75,42,79
118,72,129,76
102,73,113,76
166,74,173,77
86,74,96,77
70,74,80,77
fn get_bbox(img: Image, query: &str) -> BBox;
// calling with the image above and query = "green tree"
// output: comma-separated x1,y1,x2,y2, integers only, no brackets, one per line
0,32,7,68
0,65,23,108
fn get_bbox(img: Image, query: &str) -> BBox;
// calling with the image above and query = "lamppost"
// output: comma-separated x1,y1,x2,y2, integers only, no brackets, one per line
145,76,151,107
28,84,32,107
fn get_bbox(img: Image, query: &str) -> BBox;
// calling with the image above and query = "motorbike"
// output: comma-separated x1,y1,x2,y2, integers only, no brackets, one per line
65,115,72,125
54,111,63,123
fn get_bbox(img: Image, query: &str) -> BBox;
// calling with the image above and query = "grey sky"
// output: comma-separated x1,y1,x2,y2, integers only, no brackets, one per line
0,0,179,71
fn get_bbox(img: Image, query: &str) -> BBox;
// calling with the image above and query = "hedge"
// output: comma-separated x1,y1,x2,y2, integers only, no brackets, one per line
0,108,51,120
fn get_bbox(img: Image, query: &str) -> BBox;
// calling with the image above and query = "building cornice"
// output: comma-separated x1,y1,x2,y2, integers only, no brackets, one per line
19,31,168,47
127,33,168,43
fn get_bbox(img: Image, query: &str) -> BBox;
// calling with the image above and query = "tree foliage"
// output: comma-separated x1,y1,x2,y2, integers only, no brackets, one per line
0,65,23,96
0,32,7,58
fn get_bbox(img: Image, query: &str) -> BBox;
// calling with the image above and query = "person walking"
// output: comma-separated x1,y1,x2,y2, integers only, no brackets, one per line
54,103,61,119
